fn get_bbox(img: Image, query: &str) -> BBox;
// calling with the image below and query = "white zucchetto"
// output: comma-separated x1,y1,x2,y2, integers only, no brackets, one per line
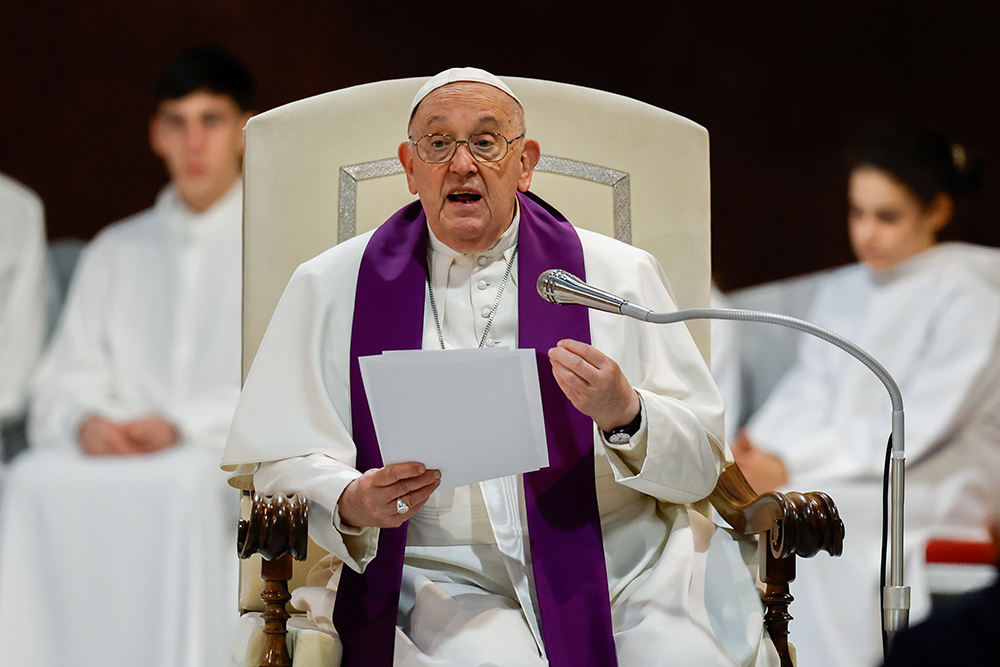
408,67,522,119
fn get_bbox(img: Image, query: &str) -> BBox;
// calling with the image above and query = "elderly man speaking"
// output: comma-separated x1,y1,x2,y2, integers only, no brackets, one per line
223,68,769,667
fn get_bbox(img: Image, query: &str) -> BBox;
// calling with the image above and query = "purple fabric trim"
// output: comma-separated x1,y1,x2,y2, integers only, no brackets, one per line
338,192,617,666
517,191,618,666
338,200,426,667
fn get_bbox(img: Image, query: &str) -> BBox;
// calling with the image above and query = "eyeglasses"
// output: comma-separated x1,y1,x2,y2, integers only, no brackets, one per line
409,132,525,164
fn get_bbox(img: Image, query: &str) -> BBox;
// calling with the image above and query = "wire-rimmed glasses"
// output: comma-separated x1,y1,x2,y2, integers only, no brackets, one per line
409,132,525,164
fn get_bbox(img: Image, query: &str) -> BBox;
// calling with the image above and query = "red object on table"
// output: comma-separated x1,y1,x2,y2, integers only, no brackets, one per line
925,539,998,565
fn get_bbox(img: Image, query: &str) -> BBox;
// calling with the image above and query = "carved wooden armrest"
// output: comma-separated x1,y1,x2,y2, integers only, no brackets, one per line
238,492,310,667
710,463,845,667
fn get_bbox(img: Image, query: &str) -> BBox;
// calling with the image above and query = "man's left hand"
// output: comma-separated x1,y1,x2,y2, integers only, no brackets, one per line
548,339,640,432
123,415,179,453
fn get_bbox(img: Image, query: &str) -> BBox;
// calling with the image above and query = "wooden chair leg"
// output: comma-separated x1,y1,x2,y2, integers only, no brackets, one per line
259,553,294,667
762,540,796,667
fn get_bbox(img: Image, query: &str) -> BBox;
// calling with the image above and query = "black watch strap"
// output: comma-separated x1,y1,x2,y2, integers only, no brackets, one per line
601,408,643,445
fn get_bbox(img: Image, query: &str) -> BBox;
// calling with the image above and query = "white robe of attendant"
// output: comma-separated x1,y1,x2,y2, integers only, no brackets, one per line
746,242,1000,667
0,173,48,456
0,183,243,667
224,208,776,667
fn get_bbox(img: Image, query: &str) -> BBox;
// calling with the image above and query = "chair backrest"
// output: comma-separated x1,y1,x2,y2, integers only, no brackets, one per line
242,75,712,380
46,238,86,339
726,271,830,424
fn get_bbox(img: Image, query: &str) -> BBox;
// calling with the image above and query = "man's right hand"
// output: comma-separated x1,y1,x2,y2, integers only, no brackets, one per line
338,462,441,529
78,415,141,456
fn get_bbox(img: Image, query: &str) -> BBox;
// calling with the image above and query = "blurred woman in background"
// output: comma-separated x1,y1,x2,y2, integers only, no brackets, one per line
734,125,1000,667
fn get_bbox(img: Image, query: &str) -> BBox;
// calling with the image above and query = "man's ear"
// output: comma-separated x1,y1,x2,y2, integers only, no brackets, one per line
398,141,418,195
517,139,541,193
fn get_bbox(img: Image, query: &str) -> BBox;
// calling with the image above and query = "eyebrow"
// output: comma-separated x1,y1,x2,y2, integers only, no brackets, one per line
421,114,503,130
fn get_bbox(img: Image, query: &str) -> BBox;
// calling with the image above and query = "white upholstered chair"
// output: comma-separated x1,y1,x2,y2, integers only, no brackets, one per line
232,76,842,667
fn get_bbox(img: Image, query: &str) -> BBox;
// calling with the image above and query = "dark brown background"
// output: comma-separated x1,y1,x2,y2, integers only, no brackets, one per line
2,1,998,290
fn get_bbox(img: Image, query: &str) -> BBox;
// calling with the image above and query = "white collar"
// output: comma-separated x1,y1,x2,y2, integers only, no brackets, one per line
865,242,947,284
156,180,242,241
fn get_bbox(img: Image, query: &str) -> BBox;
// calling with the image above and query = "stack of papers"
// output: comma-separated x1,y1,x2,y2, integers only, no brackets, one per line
359,348,549,490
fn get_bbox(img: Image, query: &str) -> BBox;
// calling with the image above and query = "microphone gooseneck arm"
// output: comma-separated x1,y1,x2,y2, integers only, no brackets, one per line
536,268,910,645
538,269,902,412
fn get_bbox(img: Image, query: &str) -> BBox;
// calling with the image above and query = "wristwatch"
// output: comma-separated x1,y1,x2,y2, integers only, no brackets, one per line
601,409,642,445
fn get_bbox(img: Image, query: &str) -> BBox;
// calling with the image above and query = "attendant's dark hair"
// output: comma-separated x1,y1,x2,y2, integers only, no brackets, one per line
849,125,985,207
154,45,256,112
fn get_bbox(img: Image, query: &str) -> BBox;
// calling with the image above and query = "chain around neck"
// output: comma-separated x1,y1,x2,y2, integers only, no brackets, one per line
426,242,519,350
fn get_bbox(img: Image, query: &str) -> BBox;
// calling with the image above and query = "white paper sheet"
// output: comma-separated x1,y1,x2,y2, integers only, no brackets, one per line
358,347,549,490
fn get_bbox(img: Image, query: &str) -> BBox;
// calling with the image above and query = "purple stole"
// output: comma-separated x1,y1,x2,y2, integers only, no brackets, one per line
336,191,618,667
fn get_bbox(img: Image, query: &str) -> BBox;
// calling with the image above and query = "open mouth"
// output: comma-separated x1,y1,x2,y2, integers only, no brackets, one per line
447,191,482,204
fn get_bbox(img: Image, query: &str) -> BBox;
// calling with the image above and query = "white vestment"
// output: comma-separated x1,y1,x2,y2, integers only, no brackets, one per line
224,209,776,666
0,183,244,667
746,243,1000,667
0,173,48,456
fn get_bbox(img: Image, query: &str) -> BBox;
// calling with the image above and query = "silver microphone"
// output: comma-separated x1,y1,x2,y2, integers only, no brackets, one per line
536,269,654,319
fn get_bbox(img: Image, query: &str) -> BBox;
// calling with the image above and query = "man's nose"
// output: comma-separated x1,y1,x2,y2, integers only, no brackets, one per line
185,124,209,151
449,142,478,173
